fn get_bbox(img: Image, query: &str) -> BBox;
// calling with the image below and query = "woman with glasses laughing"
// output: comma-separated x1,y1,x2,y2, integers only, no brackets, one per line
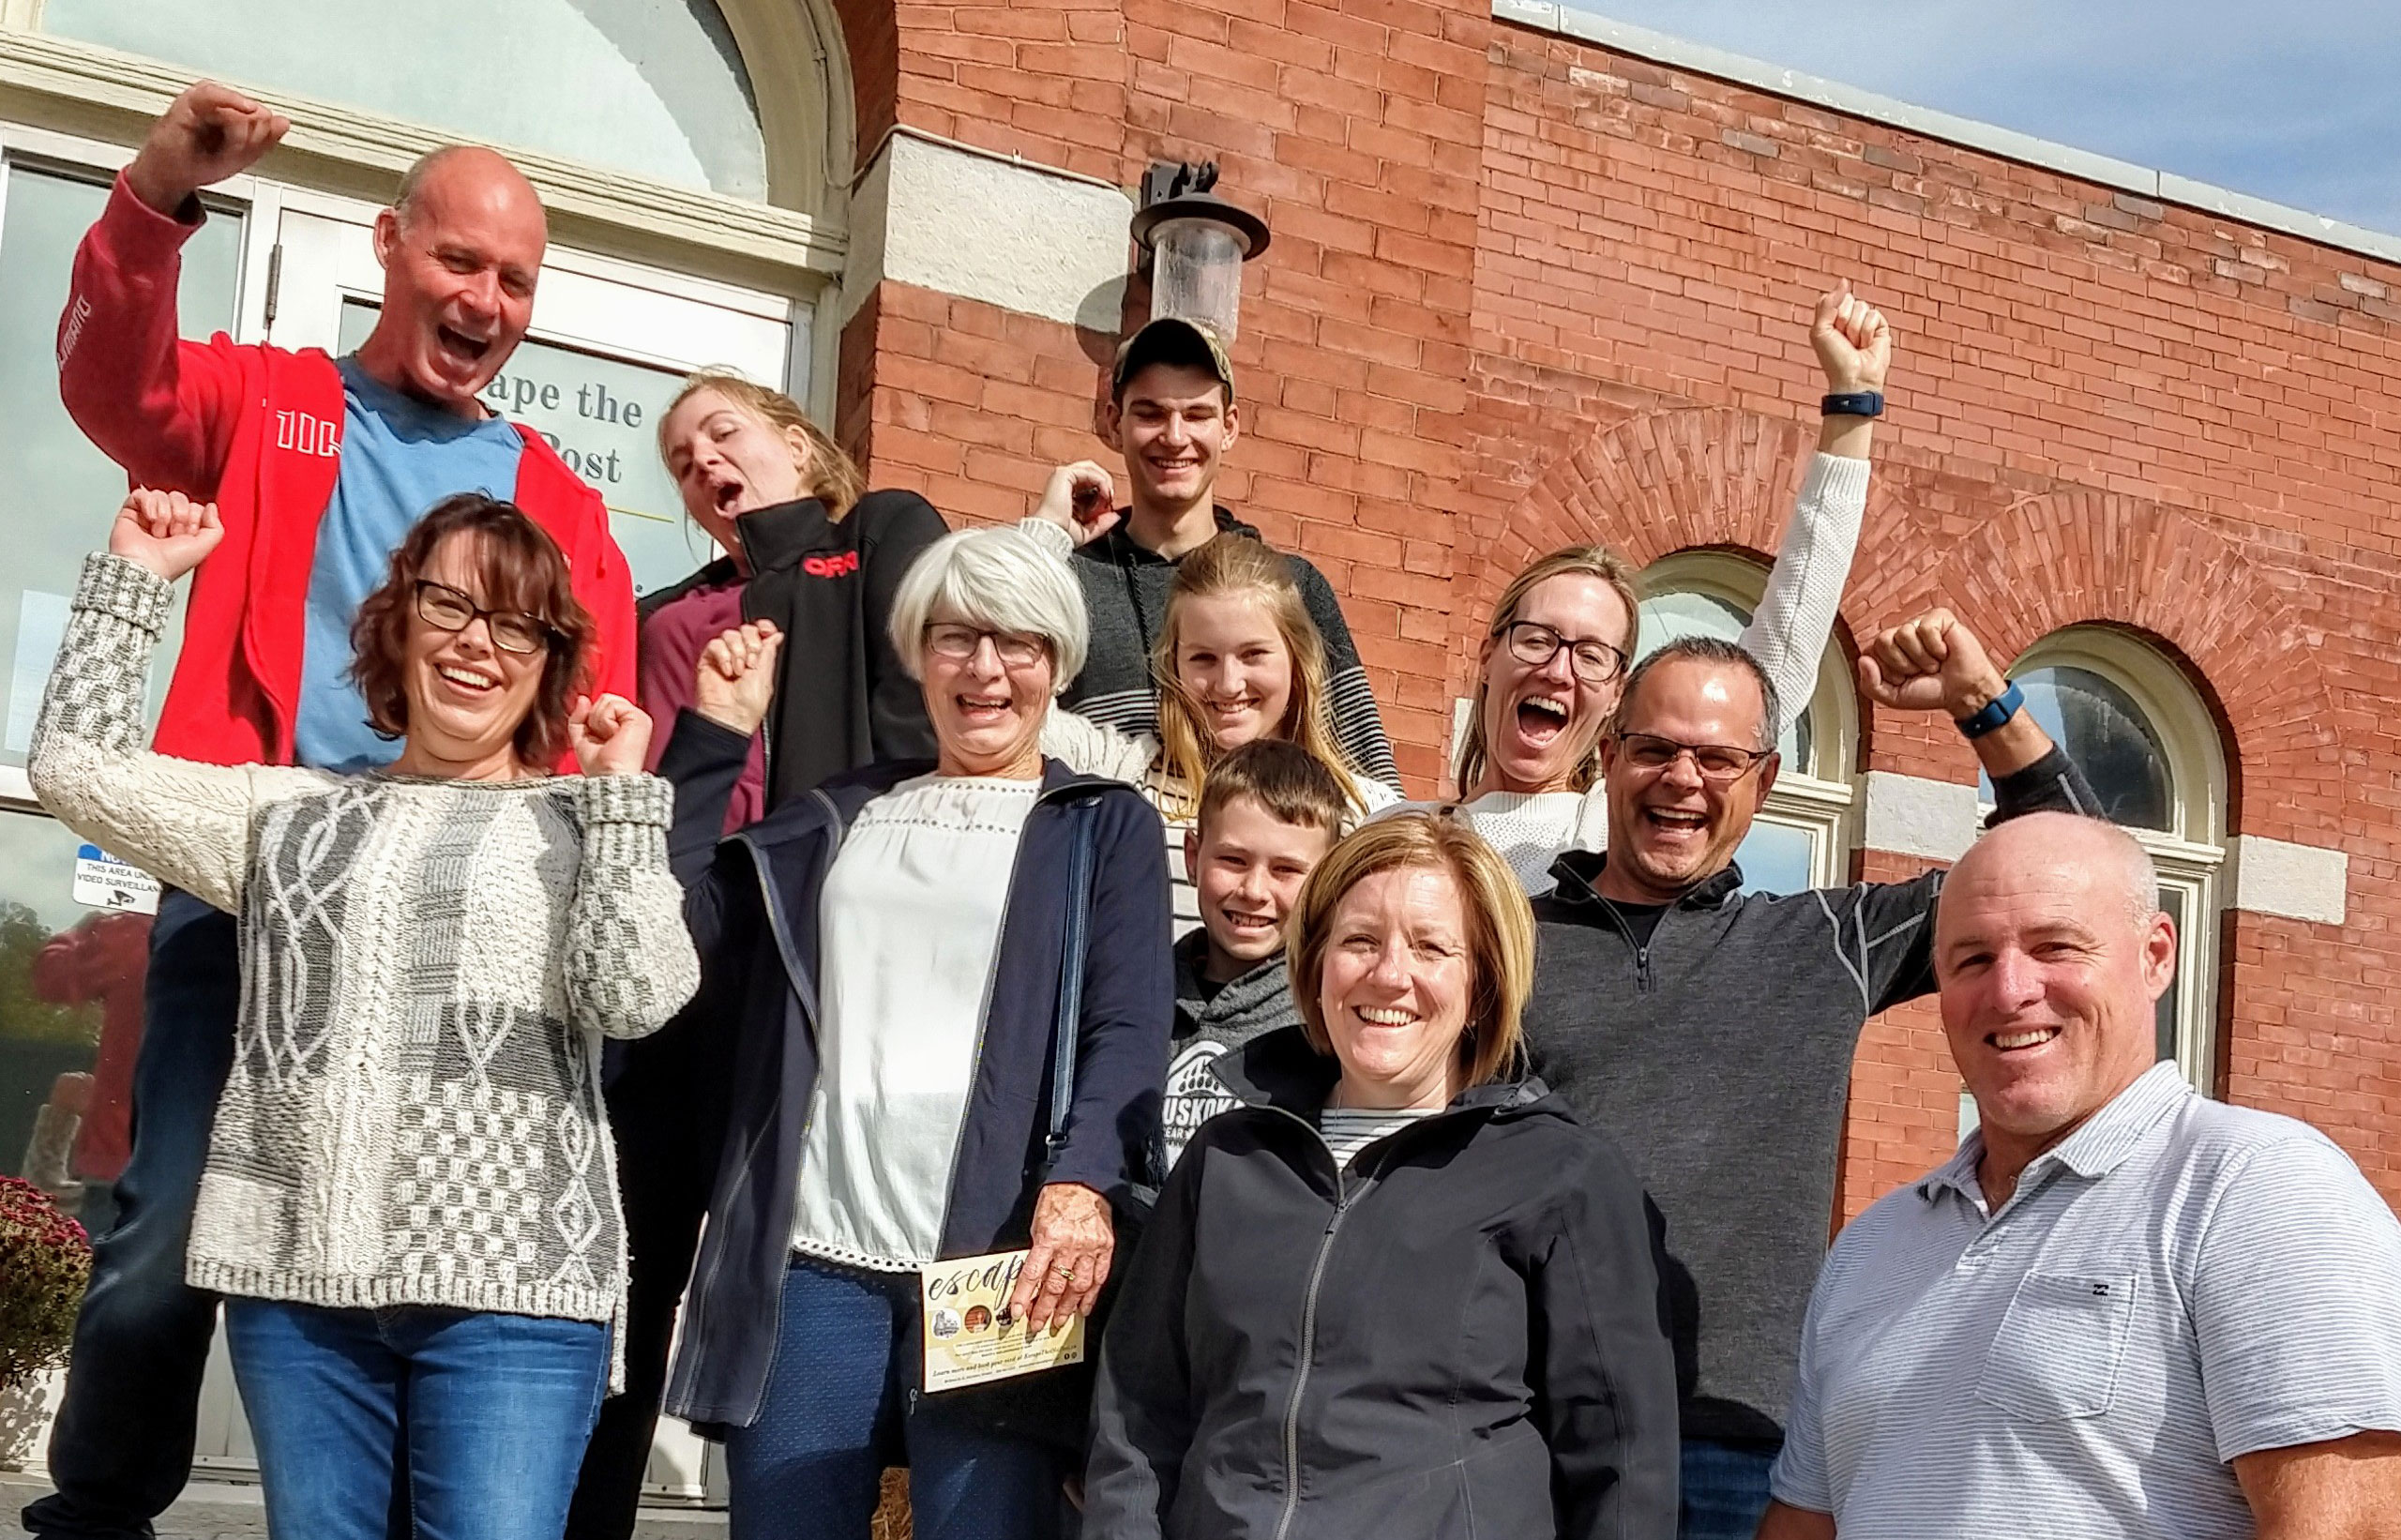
28,487,724,1540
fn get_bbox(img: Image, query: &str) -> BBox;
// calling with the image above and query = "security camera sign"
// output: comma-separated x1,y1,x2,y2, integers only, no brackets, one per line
73,845,160,914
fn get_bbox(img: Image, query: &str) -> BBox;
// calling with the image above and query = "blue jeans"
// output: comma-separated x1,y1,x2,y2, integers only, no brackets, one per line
1679,1436,1781,1540
224,1300,608,1540
725,1259,1066,1540
24,892,237,1540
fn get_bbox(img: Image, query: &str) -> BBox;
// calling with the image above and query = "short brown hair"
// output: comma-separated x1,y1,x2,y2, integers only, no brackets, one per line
1285,813,1536,1094
349,494,595,766
1196,739,1353,846
659,370,867,519
1454,545,1642,795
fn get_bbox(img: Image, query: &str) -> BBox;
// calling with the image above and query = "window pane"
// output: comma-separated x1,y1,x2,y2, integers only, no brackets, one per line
1638,589,1814,767
51,0,767,199
1734,818,1816,897
1978,664,2173,831
0,810,148,1229
0,167,243,770
339,300,711,598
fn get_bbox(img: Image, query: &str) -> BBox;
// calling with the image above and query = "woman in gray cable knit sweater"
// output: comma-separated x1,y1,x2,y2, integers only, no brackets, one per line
29,488,724,1540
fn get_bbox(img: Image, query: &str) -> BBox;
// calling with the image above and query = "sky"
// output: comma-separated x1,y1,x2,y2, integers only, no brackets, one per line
1570,1,2401,235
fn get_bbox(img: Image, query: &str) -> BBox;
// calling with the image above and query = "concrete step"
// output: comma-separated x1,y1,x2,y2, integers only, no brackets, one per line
0,1472,727,1538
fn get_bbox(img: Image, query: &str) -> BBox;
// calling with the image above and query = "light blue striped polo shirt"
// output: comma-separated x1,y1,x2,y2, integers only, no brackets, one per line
1773,1062,2401,1539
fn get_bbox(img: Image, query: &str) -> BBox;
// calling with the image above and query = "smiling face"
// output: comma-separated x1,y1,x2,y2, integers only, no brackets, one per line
1475,572,1633,794
921,616,1055,779
364,148,547,414
1185,796,1338,980
1106,362,1237,514
399,531,550,769
660,387,813,557
1599,656,1778,901
1316,864,1476,1111
1172,590,1295,751
1936,815,2175,1167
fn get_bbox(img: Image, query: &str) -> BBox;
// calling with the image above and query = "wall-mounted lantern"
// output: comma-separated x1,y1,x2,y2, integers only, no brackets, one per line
1131,160,1271,340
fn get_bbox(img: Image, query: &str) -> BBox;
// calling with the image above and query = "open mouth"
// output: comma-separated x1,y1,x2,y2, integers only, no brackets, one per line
1988,1024,2063,1053
956,692,1014,726
1352,1004,1418,1028
435,663,500,696
435,325,493,367
1511,693,1570,748
710,476,747,513
1218,907,1278,940
1640,807,1709,838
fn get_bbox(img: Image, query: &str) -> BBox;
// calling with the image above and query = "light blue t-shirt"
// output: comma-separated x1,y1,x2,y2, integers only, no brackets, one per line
294,357,525,772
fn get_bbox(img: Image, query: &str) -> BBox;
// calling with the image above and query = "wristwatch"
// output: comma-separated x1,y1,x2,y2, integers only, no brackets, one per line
1956,681,2024,739
1821,391,1884,418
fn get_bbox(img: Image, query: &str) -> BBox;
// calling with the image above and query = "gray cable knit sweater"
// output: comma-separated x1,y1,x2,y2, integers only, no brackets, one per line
29,552,698,1338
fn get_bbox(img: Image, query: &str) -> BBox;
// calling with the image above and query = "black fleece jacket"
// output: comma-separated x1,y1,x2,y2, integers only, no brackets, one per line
1086,1026,1679,1540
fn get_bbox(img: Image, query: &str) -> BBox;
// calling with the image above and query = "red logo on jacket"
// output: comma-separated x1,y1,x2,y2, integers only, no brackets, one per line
802,551,859,579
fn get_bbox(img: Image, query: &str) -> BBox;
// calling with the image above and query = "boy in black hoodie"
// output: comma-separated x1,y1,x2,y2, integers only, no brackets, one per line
1163,740,1352,1165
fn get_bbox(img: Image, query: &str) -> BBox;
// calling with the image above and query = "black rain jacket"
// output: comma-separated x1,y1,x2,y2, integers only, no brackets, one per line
1083,1026,1679,1540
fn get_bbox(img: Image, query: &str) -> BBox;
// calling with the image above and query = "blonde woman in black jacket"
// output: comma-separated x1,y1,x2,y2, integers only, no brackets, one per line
1085,812,1678,1540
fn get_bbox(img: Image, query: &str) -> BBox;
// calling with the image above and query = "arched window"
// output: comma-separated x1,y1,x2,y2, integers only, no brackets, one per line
1980,627,2228,1090
47,0,771,197
1638,551,1858,897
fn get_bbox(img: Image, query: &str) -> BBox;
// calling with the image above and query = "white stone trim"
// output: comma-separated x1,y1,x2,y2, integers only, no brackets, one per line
0,27,844,276
1493,0,2401,269
2227,835,2348,926
1861,770,1979,862
844,130,1130,331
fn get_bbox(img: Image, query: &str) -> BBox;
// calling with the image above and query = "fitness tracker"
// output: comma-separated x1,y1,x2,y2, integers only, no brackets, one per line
1820,390,1885,418
1956,681,2024,740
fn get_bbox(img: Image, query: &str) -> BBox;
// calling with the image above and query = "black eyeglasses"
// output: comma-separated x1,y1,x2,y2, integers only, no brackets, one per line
414,581,554,655
1613,731,1774,782
1498,620,1628,686
925,623,1050,670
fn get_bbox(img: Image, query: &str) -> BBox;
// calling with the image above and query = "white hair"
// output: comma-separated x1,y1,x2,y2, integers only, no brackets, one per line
887,524,1090,691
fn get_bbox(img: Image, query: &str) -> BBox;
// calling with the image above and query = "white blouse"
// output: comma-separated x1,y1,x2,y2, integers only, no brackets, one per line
790,773,1040,1271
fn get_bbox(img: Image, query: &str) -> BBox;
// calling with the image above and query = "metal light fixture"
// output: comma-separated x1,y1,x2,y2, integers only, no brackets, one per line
1130,161,1271,341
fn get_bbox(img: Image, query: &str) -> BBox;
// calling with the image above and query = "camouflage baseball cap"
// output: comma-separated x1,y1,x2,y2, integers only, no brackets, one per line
1110,317,1236,404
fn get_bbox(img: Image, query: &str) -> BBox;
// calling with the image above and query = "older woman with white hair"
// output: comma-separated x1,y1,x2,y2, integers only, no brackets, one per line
647,522,1173,1540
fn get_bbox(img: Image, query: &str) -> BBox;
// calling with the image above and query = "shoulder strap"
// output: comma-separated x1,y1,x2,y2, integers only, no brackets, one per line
1046,793,1104,1157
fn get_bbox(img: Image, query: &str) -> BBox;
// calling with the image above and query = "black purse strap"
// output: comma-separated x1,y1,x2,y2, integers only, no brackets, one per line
1046,793,1103,1160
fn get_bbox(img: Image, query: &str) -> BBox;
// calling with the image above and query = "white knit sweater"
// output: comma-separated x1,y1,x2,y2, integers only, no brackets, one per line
29,553,699,1339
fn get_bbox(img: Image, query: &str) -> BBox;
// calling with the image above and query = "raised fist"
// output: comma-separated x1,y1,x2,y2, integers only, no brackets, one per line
109,489,223,582
1857,609,2008,719
125,82,291,219
1811,286,1894,396
1028,460,1121,548
693,621,784,738
568,694,654,778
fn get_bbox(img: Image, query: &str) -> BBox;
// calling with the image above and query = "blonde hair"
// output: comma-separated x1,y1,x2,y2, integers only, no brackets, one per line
1286,813,1536,1094
1153,536,1362,817
659,370,867,519
1452,545,1642,795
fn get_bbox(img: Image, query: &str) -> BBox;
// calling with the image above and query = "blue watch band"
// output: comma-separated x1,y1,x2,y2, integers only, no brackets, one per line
1821,390,1884,418
1956,680,2023,739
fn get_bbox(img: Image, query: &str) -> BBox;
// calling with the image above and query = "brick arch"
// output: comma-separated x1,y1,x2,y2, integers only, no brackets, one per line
1846,487,2344,843
1449,406,1909,691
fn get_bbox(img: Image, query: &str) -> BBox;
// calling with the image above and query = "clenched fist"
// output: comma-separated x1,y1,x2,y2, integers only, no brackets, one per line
109,489,223,582
567,694,654,778
693,621,784,738
1812,285,1894,397
126,82,290,219
1857,609,2008,720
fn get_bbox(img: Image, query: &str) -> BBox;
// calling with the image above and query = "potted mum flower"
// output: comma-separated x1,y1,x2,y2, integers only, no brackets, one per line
0,1174,90,1470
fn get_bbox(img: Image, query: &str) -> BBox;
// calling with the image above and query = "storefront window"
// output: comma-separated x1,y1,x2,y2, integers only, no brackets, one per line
1978,664,2174,831
46,0,767,199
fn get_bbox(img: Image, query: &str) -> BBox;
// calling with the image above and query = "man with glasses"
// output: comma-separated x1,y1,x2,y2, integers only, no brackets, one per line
1520,613,2099,1540
33,80,633,1540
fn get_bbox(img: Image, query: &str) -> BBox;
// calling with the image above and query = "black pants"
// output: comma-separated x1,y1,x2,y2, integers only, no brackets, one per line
564,1007,733,1540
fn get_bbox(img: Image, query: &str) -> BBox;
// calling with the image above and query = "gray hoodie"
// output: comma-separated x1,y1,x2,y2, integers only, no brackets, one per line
1164,929,1302,1167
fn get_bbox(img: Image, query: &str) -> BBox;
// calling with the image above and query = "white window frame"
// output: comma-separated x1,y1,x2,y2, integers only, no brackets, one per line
1638,551,1859,892
1994,627,2227,1095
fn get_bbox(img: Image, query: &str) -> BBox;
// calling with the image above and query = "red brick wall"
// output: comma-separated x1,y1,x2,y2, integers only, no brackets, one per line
824,0,2401,1215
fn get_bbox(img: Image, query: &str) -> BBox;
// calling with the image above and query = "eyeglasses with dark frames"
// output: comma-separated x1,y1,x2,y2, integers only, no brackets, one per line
1612,731,1774,782
925,623,1050,670
1498,620,1628,686
413,581,555,656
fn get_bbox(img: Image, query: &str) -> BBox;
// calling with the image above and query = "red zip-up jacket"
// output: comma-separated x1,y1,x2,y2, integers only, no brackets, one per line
57,173,637,768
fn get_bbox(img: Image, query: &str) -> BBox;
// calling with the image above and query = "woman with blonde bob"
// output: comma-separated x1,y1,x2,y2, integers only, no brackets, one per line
1026,490,1400,930
1085,812,1679,1540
